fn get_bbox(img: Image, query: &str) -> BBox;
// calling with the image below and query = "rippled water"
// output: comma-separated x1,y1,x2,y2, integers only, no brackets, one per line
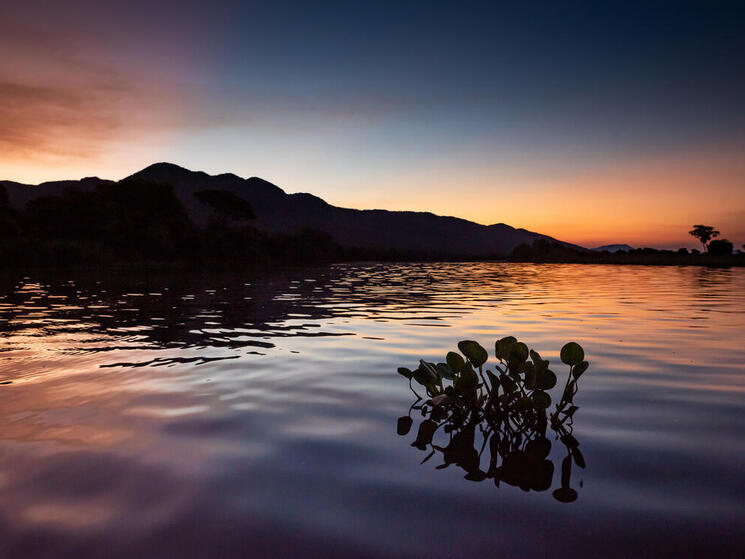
1,263,744,557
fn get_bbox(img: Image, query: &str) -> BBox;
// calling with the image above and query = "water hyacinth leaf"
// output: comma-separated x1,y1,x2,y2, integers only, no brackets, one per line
456,364,479,392
519,360,534,376
573,360,589,379
532,390,551,409
397,367,413,380
495,336,517,360
560,342,585,366
458,340,488,367
413,362,440,387
419,360,442,384
510,342,529,363
533,356,549,375
538,369,557,390
420,360,439,377
436,362,455,380
397,416,413,435
524,373,537,390
412,367,431,386
446,351,466,372
529,349,543,364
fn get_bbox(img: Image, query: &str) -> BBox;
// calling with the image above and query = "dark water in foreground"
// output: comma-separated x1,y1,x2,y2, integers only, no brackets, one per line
1,263,744,557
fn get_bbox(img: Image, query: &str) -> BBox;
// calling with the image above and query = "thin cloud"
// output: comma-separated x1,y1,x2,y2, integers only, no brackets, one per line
0,77,132,161
0,14,202,165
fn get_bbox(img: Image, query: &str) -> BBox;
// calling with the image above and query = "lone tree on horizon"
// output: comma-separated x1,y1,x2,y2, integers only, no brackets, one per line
689,224,720,252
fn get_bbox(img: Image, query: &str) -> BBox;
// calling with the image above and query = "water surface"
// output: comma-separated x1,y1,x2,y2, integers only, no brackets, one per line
1,263,744,557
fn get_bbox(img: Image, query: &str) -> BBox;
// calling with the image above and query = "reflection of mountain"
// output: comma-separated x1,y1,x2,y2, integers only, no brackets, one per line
0,269,349,364
1,162,580,258
0,265,461,368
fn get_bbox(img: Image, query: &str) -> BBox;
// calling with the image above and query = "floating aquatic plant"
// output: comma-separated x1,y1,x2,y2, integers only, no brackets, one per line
396,337,589,502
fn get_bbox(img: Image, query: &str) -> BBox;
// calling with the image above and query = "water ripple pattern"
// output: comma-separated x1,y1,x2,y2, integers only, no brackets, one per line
1,263,744,557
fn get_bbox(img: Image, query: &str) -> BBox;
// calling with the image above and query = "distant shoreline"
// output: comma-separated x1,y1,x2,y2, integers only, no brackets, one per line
2,251,744,276
508,254,745,267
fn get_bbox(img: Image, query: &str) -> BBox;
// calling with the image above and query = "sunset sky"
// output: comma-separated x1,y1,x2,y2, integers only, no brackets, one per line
2,0,744,248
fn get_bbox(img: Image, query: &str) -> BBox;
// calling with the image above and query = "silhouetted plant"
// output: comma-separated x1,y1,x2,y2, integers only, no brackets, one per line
689,224,720,252
396,338,589,502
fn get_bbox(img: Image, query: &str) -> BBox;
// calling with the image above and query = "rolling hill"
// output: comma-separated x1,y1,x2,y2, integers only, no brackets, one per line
1,162,582,259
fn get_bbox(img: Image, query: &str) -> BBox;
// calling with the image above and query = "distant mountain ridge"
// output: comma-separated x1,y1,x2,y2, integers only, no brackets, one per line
1,162,584,258
591,244,633,252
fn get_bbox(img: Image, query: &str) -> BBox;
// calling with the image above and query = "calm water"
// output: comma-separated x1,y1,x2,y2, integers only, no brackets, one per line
1,263,744,557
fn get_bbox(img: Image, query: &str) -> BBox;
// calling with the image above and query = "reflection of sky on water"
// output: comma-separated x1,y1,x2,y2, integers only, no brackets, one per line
1,263,744,557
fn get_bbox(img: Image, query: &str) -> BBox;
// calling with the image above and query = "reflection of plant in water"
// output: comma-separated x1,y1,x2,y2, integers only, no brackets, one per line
396,338,589,503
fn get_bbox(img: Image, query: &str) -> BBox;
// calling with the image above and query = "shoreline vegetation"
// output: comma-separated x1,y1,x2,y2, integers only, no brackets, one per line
508,239,745,267
4,238,743,271
1,177,742,270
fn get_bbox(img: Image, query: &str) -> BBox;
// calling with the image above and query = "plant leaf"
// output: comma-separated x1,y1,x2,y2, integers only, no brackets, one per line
573,360,589,379
436,362,455,380
446,351,466,372
538,369,557,390
560,342,585,366
458,340,488,367
510,342,529,363
495,336,517,360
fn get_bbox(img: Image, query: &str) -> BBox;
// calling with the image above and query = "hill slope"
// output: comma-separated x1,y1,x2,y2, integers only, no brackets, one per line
2,162,582,258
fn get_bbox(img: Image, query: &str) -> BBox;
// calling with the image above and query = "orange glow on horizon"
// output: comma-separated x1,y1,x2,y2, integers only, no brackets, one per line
2,146,744,249
339,147,745,248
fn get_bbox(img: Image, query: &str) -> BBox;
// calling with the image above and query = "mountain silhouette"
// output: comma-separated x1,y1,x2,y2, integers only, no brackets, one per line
591,244,633,253
2,163,582,258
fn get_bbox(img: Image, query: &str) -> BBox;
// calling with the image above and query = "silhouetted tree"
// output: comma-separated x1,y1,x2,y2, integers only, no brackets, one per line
689,224,720,252
708,239,733,256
